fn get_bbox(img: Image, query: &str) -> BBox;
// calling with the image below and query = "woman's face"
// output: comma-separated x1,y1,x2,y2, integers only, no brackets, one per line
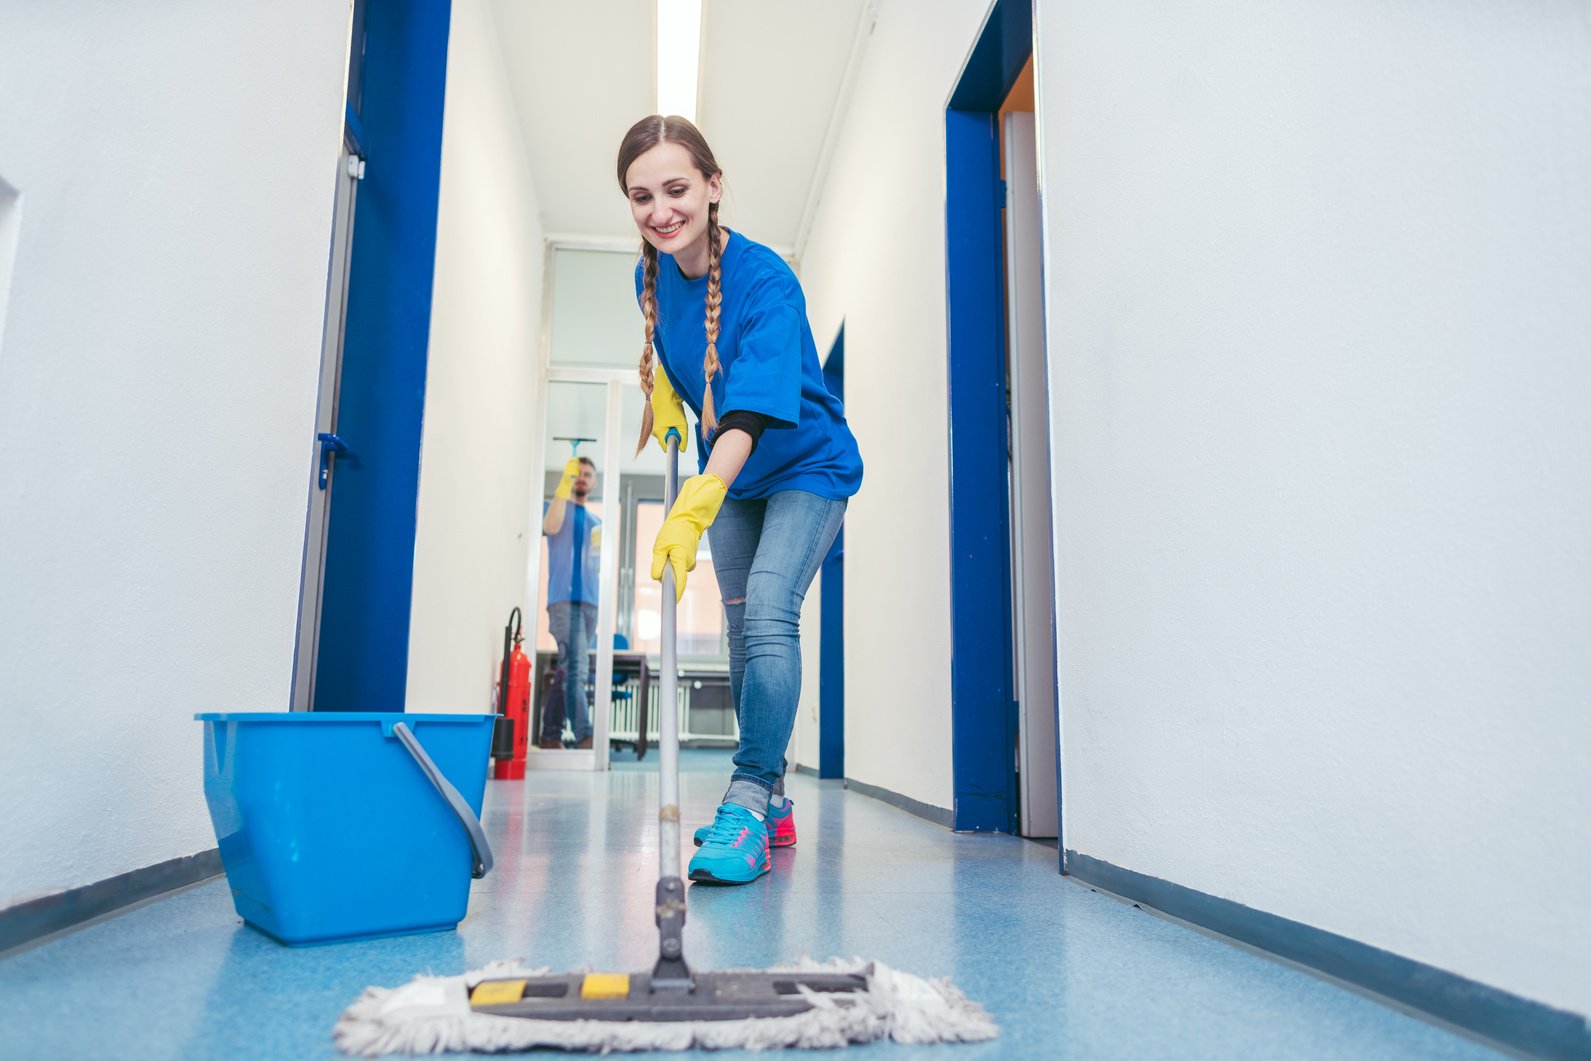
625,141,721,268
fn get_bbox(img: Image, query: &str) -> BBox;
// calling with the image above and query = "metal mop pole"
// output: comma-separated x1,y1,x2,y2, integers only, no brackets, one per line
652,430,691,989
452,427,892,1023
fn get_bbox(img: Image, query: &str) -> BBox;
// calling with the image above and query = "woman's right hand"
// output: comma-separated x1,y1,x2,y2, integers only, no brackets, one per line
650,369,689,450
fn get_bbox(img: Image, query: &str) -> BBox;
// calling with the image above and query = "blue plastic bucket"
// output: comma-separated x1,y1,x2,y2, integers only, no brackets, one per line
195,712,496,946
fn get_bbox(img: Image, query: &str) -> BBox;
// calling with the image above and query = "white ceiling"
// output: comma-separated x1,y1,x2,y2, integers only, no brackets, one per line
491,0,874,256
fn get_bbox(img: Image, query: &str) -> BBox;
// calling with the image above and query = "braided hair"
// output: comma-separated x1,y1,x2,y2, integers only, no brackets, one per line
635,241,661,455
701,200,723,435
617,115,727,452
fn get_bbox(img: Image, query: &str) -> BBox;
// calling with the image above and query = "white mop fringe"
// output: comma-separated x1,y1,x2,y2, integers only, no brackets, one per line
333,957,998,1055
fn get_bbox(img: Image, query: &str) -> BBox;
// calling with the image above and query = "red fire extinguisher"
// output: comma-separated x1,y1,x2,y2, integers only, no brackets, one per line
492,608,532,780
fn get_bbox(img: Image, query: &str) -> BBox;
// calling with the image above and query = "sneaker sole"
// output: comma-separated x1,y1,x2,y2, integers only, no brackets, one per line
693,833,795,849
688,862,771,885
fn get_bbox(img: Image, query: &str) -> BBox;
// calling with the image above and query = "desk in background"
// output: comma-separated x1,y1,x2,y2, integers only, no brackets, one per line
532,651,736,755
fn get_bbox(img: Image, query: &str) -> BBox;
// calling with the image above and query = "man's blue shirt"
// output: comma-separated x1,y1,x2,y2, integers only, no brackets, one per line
543,501,601,605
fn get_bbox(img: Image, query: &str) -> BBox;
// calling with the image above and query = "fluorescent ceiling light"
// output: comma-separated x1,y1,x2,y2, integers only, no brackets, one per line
656,0,702,123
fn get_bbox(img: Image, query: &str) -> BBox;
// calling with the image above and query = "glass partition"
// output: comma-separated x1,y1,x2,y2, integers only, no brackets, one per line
531,374,733,760
631,500,725,659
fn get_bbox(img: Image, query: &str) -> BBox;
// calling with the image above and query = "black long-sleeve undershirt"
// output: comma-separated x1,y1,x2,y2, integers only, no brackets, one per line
711,410,770,454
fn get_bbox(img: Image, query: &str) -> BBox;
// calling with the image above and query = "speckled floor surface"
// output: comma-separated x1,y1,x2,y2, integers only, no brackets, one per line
0,750,1502,1059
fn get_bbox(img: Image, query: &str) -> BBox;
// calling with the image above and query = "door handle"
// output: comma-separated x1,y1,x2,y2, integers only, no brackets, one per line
317,432,350,490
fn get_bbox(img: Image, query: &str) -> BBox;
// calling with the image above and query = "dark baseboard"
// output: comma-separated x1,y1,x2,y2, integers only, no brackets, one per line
1065,850,1589,1061
0,850,223,959
843,776,954,828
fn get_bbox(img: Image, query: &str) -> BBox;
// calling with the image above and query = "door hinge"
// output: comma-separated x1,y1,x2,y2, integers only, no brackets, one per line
317,432,350,490
347,156,367,180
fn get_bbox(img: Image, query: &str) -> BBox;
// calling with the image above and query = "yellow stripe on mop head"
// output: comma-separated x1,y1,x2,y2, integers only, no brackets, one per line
469,981,526,1007
579,974,632,1000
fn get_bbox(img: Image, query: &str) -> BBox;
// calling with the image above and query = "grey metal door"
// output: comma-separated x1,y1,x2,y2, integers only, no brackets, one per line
1004,111,1059,837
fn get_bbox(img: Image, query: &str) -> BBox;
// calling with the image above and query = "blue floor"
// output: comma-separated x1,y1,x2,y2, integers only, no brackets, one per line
0,750,1502,1059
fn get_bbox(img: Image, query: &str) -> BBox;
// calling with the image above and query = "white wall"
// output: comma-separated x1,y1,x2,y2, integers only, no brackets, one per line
0,4,348,906
405,0,548,712
1036,0,1591,1018
797,0,995,808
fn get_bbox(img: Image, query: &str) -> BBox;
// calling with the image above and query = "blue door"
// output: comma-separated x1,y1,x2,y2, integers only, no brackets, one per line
308,1,453,711
943,0,1033,832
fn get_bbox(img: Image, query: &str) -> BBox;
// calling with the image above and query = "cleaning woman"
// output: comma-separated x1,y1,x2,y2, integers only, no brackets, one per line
617,115,862,885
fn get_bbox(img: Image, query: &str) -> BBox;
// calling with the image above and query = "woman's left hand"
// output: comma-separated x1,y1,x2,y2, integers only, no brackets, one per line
652,474,728,602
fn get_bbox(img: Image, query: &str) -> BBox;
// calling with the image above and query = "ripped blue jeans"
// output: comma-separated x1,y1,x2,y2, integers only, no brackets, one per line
707,490,847,815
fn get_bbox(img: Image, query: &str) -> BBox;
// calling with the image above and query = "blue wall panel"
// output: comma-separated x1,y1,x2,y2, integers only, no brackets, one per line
819,329,847,779
315,1,452,710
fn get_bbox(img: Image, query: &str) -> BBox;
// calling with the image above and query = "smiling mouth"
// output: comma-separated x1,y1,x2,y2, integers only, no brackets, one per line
654,221,684,237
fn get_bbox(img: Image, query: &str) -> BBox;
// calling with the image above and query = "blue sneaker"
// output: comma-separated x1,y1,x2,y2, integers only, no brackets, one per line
687,803,770,884
694,798,796,848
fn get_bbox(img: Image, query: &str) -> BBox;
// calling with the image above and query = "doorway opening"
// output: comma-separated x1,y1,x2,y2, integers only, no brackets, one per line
525,244,738,774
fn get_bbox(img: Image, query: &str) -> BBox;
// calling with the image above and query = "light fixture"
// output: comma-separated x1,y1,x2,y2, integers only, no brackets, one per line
655,0,702,123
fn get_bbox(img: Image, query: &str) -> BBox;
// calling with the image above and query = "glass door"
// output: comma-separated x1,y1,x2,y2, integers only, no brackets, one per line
531,380,617,768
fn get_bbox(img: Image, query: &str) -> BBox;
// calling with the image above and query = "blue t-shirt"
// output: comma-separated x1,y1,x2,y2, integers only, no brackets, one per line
543,501,601,605
635,231,863,500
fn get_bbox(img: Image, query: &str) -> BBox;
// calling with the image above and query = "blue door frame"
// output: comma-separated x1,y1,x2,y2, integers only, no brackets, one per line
313,1,453,710
818,327,847,779
944,0,1032,832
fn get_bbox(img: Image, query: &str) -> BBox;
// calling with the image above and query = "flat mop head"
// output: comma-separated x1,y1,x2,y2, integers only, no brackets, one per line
334,957,998,1055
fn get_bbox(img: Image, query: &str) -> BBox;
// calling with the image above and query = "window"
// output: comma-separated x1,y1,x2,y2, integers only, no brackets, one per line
633,499,725,658
548,248,650,370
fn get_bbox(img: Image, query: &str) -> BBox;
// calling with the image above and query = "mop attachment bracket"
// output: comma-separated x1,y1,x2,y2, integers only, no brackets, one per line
652,876,692,989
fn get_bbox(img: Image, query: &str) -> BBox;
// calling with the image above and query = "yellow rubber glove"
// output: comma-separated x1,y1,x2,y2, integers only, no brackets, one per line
651,474,728,602
553,456,581,500
650,369,689,452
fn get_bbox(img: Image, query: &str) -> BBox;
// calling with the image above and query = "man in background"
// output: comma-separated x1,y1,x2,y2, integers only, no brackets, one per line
540,456,600,748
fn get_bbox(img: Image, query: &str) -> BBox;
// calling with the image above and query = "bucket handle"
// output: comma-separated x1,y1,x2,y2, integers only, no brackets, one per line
389,721,495,879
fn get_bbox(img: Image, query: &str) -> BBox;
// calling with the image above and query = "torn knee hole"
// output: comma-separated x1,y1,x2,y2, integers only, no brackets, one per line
723,597,746,605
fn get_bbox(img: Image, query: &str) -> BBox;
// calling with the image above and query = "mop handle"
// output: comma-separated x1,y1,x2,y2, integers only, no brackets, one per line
658,431,682,882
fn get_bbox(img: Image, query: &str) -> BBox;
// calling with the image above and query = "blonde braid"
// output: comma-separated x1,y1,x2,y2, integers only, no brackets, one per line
700,203,723,436
634,243,661,456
